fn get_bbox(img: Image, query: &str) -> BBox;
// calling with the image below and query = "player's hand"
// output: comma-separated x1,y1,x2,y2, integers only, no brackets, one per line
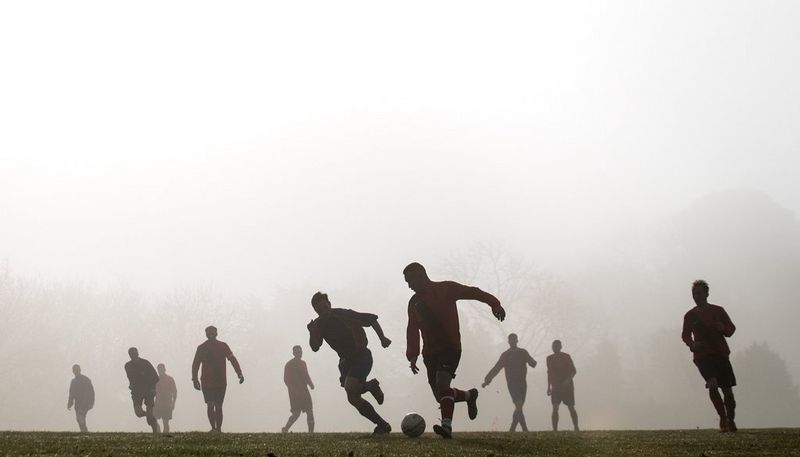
67,403,71,411
493,305,506,322
532,360,538,368
409,357,419,375
192,379,201,391
307,319,316,330
309,384,315,390
547,388,551,396
381,337,392,348
481,382,488,388
239,375,245,384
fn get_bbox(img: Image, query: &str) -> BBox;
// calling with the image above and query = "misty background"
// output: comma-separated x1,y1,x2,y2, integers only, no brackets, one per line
1,1,799,432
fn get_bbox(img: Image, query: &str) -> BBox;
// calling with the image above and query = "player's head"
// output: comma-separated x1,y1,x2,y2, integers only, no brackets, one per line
403,262,430,292
205,325,218,340
157,363,166,375
311,292,331,315
72,364,81,376
128,347,139,360
292,345,303,358
692,280,709,305
552,339,562,353
508,333,519,348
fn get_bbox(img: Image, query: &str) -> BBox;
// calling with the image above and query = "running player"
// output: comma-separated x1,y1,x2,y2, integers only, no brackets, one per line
192,325,244,433
282,345,315,433
67,364,94,432
682,280,738,432
124,347,160,433
307,292,392,434
154,363,177,434
404,262,506,439
482,333,537,432
546,339,578,431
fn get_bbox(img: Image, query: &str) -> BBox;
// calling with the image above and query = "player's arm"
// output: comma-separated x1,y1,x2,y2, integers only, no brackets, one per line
546,357,554,395
718,308,736,338
67,380,75,409
147,361,160,386
125,363,135,391
406,300,421,374
303,361,314,390
370,319,392,348
482,353,505,387
449,281,505,321
170,378,177,406
226,347,244,383
88,379,95,409
191,348,202,390
526,350,538,368
567,355,577,380
308,319,323,352
681,314,696,350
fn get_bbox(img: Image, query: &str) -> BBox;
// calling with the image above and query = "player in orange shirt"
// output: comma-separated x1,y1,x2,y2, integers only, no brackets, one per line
546,339,578,431
681,280,738,432
192,325,244,433
404,262,506,439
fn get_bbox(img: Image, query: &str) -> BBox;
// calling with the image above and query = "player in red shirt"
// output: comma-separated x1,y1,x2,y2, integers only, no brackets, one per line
681,280,738,432
282,345,315,433
546,339,578,431
192,325,244,433
404,262,506,439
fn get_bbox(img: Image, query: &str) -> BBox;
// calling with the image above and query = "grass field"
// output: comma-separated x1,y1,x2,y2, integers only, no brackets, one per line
1,429,799,457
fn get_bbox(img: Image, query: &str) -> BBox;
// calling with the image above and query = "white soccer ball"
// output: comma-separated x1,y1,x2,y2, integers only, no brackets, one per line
401,412,425,438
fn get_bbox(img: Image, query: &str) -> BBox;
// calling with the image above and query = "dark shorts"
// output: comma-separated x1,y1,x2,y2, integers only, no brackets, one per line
153,404,173,420
508,380,528,404
289,390,313,414
551,389,575,407
695,355,737,389
338,349,373,387
202,386,227,404
423,349,462,390
131,389,155,409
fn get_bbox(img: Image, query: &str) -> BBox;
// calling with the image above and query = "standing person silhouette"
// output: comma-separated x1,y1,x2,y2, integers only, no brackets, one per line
307,292,392,434
482,333,537,432
404,262,506,439
67,364,94,432
282,345,315,433
192,325,244,433
154,363,177,434
546,339,579,431
682,279,738,432
124,347,160,433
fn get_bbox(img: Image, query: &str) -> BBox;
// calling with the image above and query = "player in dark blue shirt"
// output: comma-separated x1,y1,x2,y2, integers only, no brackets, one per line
307,292,392,434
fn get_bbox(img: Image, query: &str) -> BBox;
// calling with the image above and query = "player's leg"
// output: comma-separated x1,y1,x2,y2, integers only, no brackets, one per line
75,409,88,432
706,378,728,432
516,400,528,432
563,389,578,431
567,404,579,431
282,410,300,432
345,352,390,433
145,393,159,433
551,395,560,431
132,392,146,418
206,402,216,431
721,387,736,432
163,418,170,434
306,408,315,433
364,378,384,405
515,381,528,432
215,402,224,432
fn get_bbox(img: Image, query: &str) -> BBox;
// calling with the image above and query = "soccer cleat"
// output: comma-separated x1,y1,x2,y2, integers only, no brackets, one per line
368,379,385,405
373,422,392,434
433,424,452,439
728,419,738,433
466,388,479,420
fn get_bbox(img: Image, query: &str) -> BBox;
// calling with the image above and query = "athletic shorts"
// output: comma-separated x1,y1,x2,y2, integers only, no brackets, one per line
202,386,227,404
694,355,737,389
289,389,313,414
423,349,462,390
153,404,173,420
551,389,575,407
338,349,373,387
508,379,528,404
131,389,155,409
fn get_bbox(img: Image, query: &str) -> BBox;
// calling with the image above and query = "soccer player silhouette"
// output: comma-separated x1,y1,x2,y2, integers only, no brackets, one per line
404,262,506,439
192,325,244,433
154,363,177,434
482,333,537,431
682,280,738,432
282,345,315,433
124,347,160,433
546,339,579,431
67,364,94,432
307,292,392,434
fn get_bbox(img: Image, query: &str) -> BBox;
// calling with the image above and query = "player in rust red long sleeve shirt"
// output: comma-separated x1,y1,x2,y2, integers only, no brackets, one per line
404,262,506,439
681,280,738,432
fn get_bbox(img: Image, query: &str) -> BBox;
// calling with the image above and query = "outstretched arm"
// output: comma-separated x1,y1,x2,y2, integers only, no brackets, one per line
67,381,75,409
308,320,323,352
526,351,538,368
371,320,392,348
450,282,505,321
191,349,201,388
719,308,736,338
227,353,244,383
483,353,505,387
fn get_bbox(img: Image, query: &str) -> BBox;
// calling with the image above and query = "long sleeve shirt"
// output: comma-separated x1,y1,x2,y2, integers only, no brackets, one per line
681,303,736,361
406,280,502,359
68,374,95,411
124,358,159,392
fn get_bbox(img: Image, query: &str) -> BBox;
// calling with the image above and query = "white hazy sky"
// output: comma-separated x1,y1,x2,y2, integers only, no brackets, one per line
1,1,799,293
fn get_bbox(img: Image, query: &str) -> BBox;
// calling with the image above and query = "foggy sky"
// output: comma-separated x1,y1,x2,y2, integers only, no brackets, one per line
1,0,799,432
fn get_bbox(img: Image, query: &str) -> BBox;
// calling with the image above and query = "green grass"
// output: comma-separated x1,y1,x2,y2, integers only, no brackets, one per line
1,429,799,457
